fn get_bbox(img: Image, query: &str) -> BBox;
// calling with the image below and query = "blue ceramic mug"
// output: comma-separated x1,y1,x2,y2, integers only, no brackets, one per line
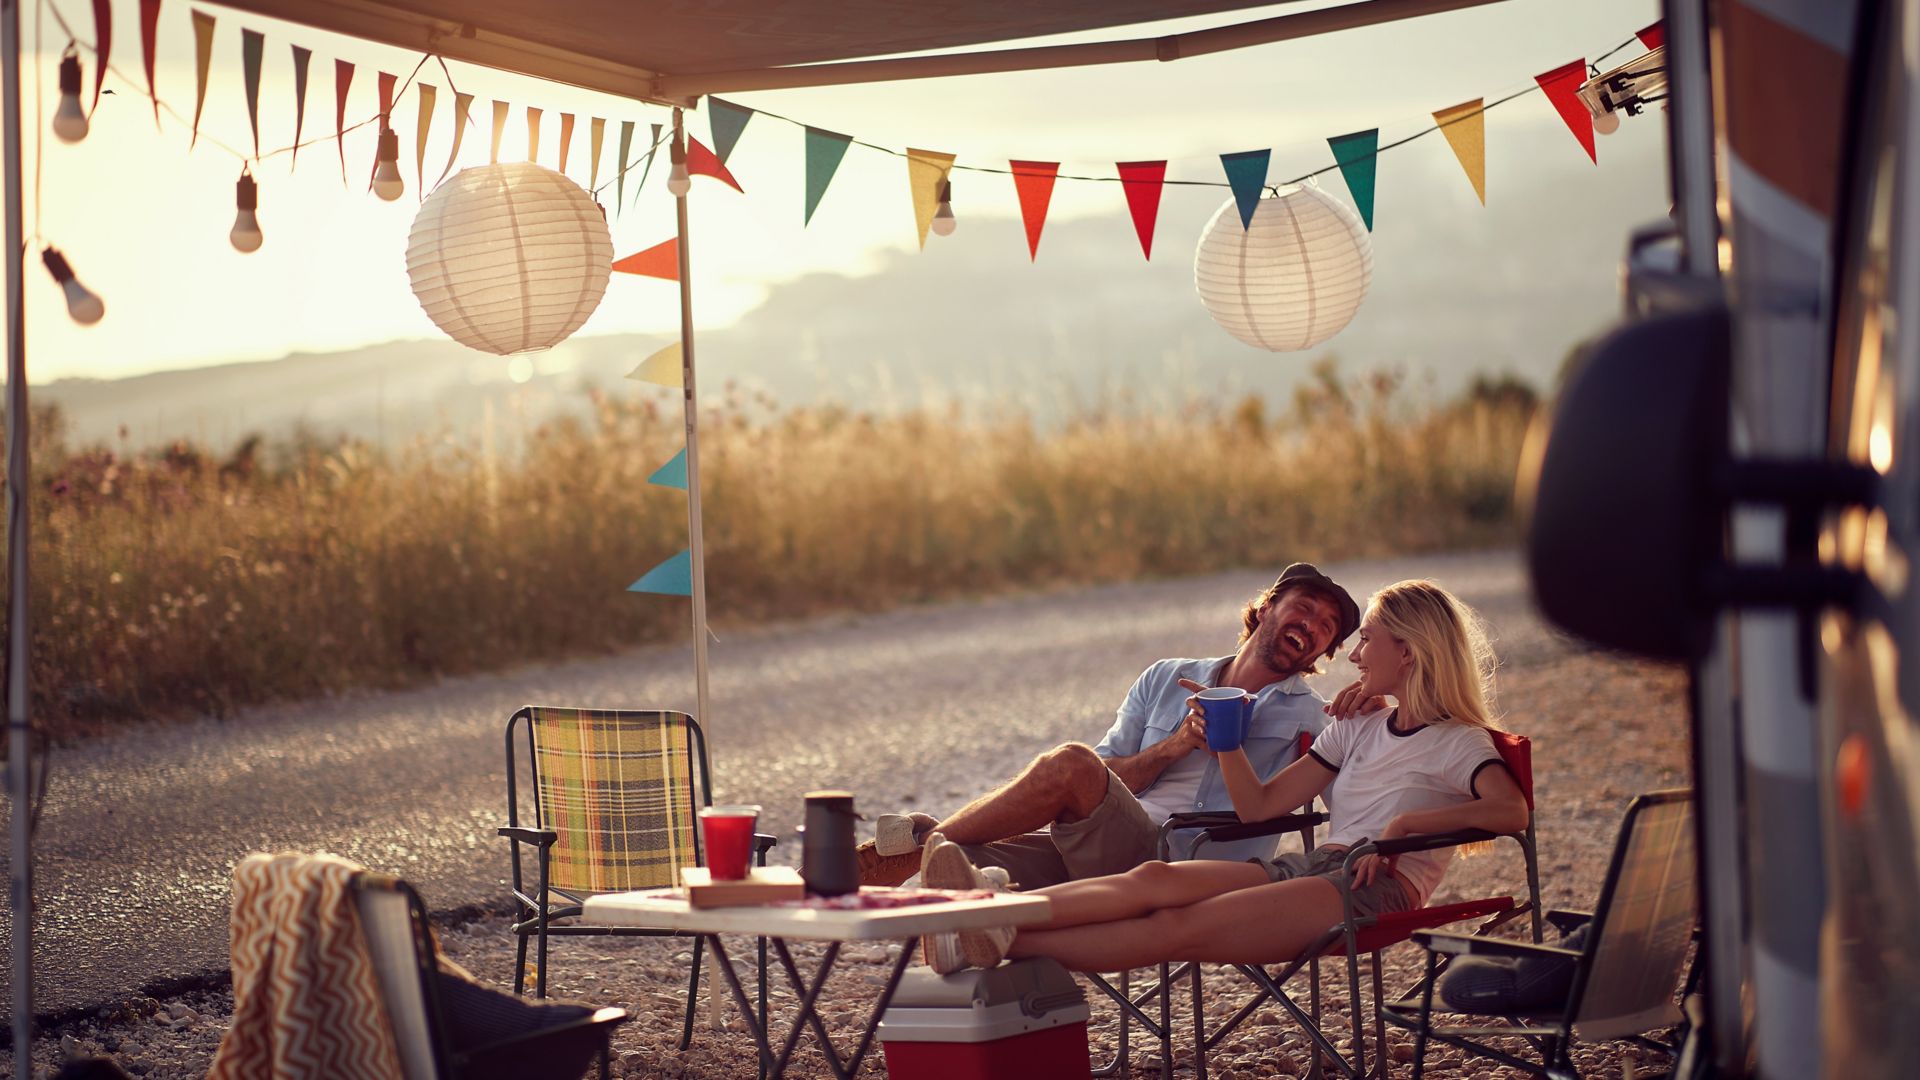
1196,686,1253,751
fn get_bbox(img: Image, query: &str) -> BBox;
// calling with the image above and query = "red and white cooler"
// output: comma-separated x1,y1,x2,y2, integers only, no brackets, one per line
878,958,1094,1080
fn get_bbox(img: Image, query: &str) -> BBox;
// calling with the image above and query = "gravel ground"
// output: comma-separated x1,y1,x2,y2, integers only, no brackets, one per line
21,627,1689,1079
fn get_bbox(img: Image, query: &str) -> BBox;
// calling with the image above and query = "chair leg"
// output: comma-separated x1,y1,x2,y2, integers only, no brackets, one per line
1092,969,1131,1078
1370,953,1387,1080
534,917,551,1000
1310,956,1324,1080
1411,951,1438,1080
678,935,706,1052
1191,960,1208,1080
757,935,769,1080
1346,953,1367,1079
1159,961,1174,1080
513,924,530,996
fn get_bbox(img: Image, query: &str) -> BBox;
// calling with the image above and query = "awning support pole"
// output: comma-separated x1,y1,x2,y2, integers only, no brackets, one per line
670,107,714,761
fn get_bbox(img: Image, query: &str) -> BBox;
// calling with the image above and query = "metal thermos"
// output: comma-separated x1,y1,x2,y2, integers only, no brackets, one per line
801,790,860,897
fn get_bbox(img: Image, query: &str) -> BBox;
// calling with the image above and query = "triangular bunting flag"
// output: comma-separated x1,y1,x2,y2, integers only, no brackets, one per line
1327,129,1380,230
240,29,264,158
589,117,605,191
648,447,689,490
334,60,355,184
140,0,161,129
368,72,396,190
628,550,693,596
89,0,110,114
559,113,575,173
626,342,683,387
414,84,436,197
1008,160,1058,260
804,127,852,225
1116,160,1167,260
907,148,957,249
526,107,543,163
616,120,633,213
436,92,472,187
1536,59,1596,163
636,122,664,197
1637,22,1665,49
612,239,680,281
1219,149,1270,229
189,10,214,149
289,45,311,170
686,137,743,191
1433,99,1486,204
709,97,754,164
489,100,508,163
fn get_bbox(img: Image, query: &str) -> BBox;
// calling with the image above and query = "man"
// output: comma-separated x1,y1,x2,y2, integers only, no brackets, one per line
858,563,1361,891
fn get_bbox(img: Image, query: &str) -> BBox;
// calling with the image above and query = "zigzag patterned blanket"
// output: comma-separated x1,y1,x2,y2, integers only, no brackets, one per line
207,852,405,1080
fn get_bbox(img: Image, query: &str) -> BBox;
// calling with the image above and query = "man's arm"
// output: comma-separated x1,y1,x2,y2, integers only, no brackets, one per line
1104,718,1204,794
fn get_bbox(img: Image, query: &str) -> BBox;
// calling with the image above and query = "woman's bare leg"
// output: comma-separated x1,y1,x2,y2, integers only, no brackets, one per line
1009,876,1346,973
1029,860,1271,930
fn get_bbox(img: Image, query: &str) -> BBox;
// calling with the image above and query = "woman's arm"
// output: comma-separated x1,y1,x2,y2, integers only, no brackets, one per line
1350,763,1530,887
1219,745,1335,823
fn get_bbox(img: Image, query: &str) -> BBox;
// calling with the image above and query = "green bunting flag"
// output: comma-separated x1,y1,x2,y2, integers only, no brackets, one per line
1327,129,1380,230
709,97,754,164
648,447,689,490
1219,149,1270,229
241,29,264,159
616,120,634,214
804,126,852,226
628,550,693,596
636,122,664,196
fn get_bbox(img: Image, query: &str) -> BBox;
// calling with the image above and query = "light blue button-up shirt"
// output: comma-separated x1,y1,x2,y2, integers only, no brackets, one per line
1093,655,1328,865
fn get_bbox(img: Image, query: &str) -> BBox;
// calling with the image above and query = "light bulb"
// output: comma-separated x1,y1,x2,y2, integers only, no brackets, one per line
371,127,405,201
53,53,88,143
230,172,263,253
42,247,104,325
930,180,956,236
667,160,690,197
1593,108,1621,136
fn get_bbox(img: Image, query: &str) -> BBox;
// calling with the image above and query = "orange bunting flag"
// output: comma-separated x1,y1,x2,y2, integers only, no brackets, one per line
1432,98,1486,204
559,113,575,173
1536,59,1596,163
613,238,680,281
1116,161,1167,260
436,91,472,186
685,136,743,191
527,107,543,163
368,71,396,191
334,60,355,185
415,83,436,196
140,0,161,129
189,10,214,149
489,100,508,163
907,148,956,249
1009,161,1059,261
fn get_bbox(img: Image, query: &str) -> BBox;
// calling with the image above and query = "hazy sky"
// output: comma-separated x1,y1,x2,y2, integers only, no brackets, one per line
22,0,1661,383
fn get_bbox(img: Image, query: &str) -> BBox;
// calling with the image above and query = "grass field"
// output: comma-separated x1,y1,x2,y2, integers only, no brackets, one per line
17,365,1536,733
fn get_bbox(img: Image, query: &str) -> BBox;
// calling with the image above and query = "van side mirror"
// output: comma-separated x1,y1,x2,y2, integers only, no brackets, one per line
1522,304,1877,664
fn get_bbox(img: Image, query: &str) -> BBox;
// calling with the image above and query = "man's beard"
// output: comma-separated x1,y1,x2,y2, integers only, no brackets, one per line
1257,619,1314,677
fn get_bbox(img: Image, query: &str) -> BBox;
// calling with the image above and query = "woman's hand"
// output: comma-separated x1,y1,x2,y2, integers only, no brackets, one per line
1324,681,1389,720
1350,816,1410,888
1175,677,1211,754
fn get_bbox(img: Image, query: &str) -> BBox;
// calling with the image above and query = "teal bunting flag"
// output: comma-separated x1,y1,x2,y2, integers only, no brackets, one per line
628,550,693,596
240,29,264,159
648,447,688,490
616,120,634,215
1327,129,1380,230
709,97,754,164
1219,149,1270,229
635,122,664,196
804,126,852,225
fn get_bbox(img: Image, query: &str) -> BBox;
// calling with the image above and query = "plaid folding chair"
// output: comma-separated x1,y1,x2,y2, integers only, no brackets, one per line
1383,790,1696,1080
499,706,776,1054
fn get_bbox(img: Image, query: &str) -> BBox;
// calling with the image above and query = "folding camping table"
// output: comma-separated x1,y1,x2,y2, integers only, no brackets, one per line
582,888,1053,1079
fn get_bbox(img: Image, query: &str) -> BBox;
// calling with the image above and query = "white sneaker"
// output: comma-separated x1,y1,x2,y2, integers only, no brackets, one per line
918,833,1013,973
874,813,921,857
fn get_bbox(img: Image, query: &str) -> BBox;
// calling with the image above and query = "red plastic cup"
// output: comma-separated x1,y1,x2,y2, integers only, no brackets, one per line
699,805,760,881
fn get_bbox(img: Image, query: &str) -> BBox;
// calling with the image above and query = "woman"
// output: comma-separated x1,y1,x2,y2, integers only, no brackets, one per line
921,579,1530,974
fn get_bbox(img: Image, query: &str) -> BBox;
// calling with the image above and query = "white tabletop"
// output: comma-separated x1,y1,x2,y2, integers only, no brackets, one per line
581,888,1053,941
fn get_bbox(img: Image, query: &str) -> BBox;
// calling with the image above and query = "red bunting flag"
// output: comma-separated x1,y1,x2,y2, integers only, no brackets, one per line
613,238,680,281
90,0,111,114
290,45,311,170
334,59,355,184
686,136,743,192
1637,22,1665,49
140,0,161,128
1117,160,1167,260
189,10,214,149
1009,161,1059,261
1536,59,1596,163
368,71,396,189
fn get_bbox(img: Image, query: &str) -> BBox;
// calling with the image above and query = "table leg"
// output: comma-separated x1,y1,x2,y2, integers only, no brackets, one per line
770,940,852,1079
842,940,917,1075
704,935,778,1077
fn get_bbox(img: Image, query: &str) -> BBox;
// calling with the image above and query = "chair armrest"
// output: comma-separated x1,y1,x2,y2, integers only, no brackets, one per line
1545,909,1594,934
1370,828,1504,857
497,826,559,848
1412,930,1583,961
1166,810,1326,843
753,832,779,853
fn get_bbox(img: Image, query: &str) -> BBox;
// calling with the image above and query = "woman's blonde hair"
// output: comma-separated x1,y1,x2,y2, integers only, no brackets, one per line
1367,580,1500,730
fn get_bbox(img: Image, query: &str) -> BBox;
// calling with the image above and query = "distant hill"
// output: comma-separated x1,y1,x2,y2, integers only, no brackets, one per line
40,130,1666,451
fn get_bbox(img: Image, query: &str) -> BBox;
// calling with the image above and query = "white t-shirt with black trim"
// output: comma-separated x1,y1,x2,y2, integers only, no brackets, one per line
1307,707,1506,906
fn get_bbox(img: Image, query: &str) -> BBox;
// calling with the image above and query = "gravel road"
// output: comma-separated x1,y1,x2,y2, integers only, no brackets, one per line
5,549,1690,1078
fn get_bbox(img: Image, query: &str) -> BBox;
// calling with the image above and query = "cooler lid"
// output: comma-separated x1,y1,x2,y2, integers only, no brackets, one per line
887,957,1085,1012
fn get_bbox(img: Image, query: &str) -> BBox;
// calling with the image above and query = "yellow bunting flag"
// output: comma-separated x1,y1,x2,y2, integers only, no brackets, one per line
625,342,683,388
489,100,508,163
526,107,543,163
1432,98,1486,205
589,117,606,190
189,10,215,148
436,91,473,187
906,148,956,250
414,83,436,196
559,113,575,173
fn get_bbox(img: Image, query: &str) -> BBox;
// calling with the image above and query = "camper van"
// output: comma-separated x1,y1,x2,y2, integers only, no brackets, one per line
1527,1,1916,1078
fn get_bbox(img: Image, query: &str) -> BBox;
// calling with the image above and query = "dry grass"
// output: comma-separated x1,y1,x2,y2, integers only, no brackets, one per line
16,365,1535,734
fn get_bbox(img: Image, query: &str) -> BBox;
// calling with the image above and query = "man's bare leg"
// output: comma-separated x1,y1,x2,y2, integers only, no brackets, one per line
929,743,1113,845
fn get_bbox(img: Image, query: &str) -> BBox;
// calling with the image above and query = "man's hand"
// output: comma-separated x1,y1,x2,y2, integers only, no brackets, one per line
1323,680,1389,720
1174,677,1212,754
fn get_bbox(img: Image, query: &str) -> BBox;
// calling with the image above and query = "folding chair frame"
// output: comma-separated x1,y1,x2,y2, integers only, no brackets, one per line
498,706,776,1058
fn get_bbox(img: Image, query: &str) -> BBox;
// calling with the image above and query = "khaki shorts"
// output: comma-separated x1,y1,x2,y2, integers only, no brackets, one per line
1251,846,1414,918
960,770,1158,890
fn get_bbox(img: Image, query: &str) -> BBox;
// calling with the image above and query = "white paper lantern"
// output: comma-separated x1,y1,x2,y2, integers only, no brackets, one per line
406,161,613,355
1193,184,1373,352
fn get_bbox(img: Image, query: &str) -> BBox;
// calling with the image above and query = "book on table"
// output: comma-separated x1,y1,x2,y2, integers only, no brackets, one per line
680,865,807,908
